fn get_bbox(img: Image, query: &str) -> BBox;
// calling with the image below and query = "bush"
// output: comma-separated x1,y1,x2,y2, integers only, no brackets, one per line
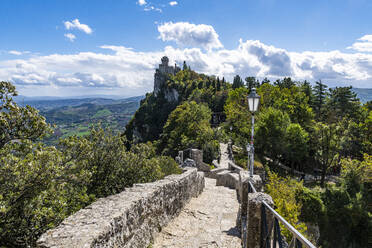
266,171,307,241
295,187,324,224
0,127,182,247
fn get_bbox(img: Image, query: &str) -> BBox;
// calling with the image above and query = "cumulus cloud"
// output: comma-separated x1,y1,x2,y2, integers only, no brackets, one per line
169,1,178,6
137,0,147,6
158,22,223,50
64,19,92,34
64,33,76,42
347,34,372,52
1,38,372,96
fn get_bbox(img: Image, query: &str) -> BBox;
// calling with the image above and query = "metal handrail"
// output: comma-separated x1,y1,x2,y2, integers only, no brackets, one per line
262,201,316,248
247,179,316,248
248,180,257,193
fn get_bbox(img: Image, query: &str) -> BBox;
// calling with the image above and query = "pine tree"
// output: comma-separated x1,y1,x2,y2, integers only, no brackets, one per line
327,86,360,121
232,75,244,89
245,76,260,91
261,77,270,85
300,80,314,106
216,77,221,91
222,77,226,89
313,80,328,119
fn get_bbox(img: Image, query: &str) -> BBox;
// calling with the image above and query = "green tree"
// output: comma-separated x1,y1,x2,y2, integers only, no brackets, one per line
232,75,244,89
255,107,290,162
0,81,52,149
318,155,371,248
299,80,314,106
160,101,217,161
273,77,296,89
312,122,340,186
266,171,307,241
224,87,251,146
245,76,260,91
257,83,314,127
326,86,360,122
313,80,328,120
284,123,309,172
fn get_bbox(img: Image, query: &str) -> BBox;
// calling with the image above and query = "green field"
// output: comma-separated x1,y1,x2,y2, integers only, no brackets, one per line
40,98,141,144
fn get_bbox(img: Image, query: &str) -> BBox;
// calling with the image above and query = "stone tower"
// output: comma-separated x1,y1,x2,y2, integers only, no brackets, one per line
154,56,180,96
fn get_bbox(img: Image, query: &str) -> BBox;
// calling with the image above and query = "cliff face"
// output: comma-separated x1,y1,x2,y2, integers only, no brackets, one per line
124,57,181,143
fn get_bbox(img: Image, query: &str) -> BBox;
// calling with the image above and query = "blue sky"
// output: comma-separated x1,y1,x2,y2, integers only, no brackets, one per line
1,0,372,97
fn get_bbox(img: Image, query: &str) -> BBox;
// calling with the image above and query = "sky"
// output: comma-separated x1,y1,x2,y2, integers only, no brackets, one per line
1,0,372,97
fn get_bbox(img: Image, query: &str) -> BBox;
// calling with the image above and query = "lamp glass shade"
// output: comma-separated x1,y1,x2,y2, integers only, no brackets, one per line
247,88,260,112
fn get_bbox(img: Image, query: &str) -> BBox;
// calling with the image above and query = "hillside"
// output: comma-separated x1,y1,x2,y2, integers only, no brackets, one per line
352,88,372,103
16,95,143,111
38,96,143,143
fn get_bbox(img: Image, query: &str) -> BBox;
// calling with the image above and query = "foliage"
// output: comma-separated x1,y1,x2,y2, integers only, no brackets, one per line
295,187,324,224
326,86,360,122
0,82,182,247
125,68,230,143
232,75,244,89
312,122,340,186
124,92,178,143
257,83,313,127
283,123,309,171
266,171,307,241
312,80,328,120
0,81,52,149
255,107,290,161
159,101,219,162
224,87,251,146
245,76,260,91
0,141,92,247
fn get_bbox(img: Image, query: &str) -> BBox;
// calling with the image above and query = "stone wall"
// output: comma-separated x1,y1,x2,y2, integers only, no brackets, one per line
37,168,204,248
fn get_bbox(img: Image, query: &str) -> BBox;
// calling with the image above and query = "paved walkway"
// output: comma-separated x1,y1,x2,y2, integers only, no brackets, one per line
152,178,241,248
153,143,241,248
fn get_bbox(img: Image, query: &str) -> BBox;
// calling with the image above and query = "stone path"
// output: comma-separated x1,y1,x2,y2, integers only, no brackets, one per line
152,178,241,248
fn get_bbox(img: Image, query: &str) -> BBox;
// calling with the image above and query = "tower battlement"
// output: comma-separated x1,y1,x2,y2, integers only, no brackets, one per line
154,56,180,96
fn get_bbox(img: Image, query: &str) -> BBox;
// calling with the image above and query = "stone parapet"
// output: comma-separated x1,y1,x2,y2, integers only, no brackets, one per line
246,193,274,248
37,168,204,248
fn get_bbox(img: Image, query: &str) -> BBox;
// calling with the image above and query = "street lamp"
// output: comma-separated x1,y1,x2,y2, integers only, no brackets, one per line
247,88,260,177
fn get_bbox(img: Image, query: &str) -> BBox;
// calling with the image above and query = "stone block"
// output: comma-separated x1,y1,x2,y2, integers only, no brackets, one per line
246,192,274,248
216,171,239,189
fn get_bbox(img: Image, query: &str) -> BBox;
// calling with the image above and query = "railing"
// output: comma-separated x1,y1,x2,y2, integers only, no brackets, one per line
249,182,317,248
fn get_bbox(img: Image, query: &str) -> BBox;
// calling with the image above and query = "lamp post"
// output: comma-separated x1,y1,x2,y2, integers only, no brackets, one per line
247,88,260,177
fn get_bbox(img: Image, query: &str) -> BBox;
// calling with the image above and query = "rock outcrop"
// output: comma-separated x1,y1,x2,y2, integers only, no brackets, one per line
37,168,204,248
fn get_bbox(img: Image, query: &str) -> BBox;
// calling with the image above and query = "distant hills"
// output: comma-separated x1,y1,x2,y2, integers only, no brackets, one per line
17,95,144,143
15,95,144,111
351,88,372,103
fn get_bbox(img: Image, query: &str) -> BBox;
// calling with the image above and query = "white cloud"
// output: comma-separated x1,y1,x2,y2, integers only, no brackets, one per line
137,0,162,12
169,1,178,6
158,22,223,50
1,35,372,96
64,19,92,34
137,0,147,6
8,50,30,56
64,33,76,42
144,5,162,12
347,34,372,52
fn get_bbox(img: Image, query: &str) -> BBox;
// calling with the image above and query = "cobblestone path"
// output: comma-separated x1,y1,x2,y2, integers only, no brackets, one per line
152,177,241,248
